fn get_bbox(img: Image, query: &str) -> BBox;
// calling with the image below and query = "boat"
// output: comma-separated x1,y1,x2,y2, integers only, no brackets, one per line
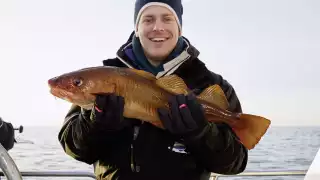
304,147,320,180
0,126,311,180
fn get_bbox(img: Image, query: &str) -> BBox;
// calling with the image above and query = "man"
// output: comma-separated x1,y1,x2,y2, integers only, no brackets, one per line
58,0,248,179
0,117,15,151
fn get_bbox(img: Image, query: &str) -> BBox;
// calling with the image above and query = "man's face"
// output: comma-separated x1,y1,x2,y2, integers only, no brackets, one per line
136,5,180,63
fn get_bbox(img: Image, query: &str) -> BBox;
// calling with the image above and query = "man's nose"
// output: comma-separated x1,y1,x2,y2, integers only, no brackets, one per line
153,20,164,31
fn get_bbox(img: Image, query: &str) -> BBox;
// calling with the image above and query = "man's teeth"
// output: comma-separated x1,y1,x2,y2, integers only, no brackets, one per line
151,38,166,42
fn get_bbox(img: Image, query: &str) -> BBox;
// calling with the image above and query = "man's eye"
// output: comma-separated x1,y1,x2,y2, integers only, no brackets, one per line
143,18,153,23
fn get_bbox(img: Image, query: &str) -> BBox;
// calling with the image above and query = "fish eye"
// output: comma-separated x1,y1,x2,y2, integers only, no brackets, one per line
72,78,83,87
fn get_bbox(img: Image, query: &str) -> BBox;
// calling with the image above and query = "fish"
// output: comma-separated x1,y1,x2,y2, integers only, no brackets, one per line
48,66,271,150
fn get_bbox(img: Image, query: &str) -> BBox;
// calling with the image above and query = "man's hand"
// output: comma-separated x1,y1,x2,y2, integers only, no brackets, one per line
157,93,210,143
90,93,126,132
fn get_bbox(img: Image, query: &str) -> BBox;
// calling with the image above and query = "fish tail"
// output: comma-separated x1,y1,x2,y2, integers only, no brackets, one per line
229,114,271,150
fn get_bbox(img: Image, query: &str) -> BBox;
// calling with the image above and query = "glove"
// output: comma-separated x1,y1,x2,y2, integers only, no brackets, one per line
157,93,210,143
90,93,126,132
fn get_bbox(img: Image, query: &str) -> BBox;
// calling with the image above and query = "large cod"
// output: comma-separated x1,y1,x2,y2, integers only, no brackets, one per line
48,66,271,150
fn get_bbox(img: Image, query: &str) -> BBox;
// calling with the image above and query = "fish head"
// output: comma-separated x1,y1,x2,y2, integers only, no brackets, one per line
48,67,117,107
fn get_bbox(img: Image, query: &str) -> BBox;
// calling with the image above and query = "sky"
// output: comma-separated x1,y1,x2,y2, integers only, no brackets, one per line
0,0,319,127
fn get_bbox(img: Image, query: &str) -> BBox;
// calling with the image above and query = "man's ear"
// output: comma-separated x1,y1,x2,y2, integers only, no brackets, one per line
135,30,139,37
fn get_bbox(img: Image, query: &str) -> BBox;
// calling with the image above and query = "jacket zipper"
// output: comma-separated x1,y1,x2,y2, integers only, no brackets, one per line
130,124,141,172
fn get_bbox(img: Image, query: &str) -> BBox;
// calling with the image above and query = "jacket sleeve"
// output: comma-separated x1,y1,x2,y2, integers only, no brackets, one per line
58,104,130,165
0,119,15,151
186,74,248,175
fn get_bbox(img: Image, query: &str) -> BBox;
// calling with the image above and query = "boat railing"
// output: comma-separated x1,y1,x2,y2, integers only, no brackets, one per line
0,170,308,179
211,170,307,179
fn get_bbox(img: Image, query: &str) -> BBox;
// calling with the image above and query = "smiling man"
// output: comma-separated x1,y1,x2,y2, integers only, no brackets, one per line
58,0,248,180
133,1,182,67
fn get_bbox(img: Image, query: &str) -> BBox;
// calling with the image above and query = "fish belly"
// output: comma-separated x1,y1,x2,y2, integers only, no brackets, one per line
120,82,169,128
123,100,160,123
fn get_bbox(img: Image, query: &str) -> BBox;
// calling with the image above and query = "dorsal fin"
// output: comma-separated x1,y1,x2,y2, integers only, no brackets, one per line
127,69,156,80
197,84,229,109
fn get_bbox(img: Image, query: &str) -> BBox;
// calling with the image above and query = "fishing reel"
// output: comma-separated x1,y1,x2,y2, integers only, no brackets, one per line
13,125,32,144
14,125,23,133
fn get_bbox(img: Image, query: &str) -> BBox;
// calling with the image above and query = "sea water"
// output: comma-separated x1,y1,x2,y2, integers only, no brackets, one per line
3,126,320,180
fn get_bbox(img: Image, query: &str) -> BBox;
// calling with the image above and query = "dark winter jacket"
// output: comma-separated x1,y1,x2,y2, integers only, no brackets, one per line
58,32,248,180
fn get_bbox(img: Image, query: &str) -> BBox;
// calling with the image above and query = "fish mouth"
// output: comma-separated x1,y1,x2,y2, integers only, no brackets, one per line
49,88,74,102
49,87,95,108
